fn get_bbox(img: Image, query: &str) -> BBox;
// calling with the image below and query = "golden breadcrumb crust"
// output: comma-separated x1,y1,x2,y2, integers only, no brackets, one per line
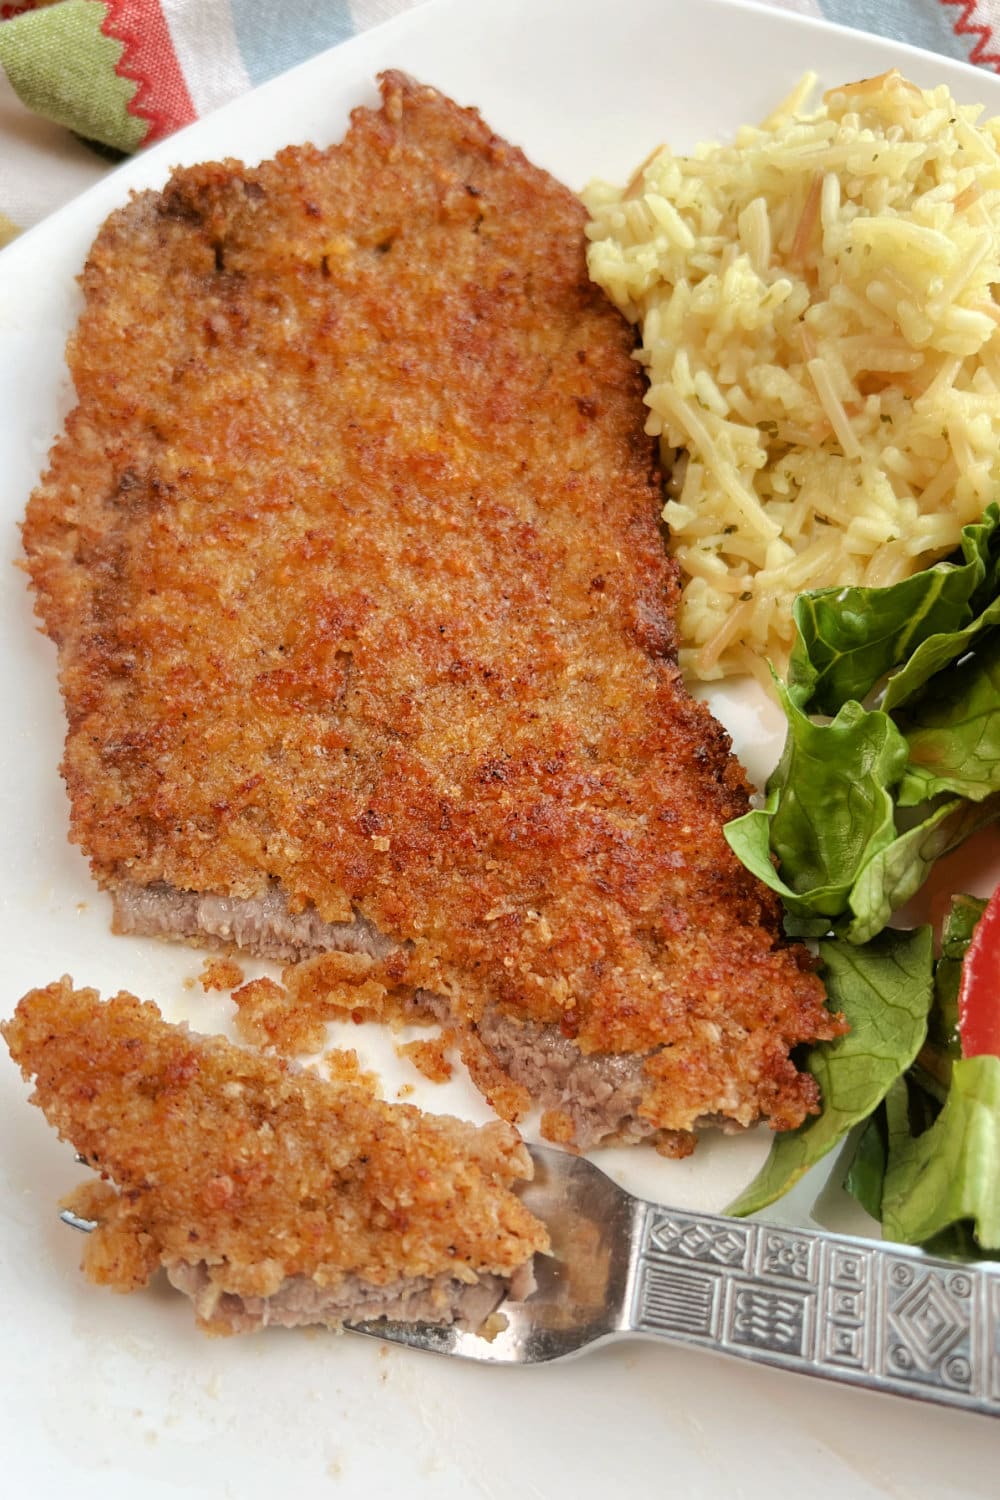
21,72,842,1141
2,980,547,1319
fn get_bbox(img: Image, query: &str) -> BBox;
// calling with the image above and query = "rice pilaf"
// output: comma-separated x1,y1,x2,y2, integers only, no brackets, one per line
585,70,1000,682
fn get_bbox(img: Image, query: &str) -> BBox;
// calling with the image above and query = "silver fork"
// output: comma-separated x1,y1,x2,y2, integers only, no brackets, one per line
63,1142,1000,1416
350,1144,1000,1417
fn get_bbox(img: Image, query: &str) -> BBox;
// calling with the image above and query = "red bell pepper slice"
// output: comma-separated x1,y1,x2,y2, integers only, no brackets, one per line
958,883,1000,1059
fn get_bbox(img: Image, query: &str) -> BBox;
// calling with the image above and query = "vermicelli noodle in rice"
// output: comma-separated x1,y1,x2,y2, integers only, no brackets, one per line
584,70,1000,683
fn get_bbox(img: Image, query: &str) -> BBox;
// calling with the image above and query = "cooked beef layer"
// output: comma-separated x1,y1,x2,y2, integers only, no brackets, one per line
476,1006,656,1149
2,980,547,1334
22,72,842,1149
166,1260,535,1336
112,878,395,963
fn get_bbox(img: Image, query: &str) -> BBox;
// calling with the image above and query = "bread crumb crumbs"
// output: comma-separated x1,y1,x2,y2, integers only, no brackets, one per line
397,1031,455,1083
478,1310,508,1342
654,1131,696,1159
200,957,245,993
231,976,326,1055
323,1047,381,1095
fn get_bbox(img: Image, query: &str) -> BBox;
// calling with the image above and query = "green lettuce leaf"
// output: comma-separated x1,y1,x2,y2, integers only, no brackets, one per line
844,1072,940,1219
940,890,990,959
882,505,1000,714
967,503,1000,613
845,896,990,1227
921,1221,1000,1262
788,578,975,716
882,604,1000,716
842,1110,888,1221
727,927,933,1217
880,1056,1000,1250
929,894,989,1067
842,795,1000,945
898,634,1000,804
723,688,908,926
787,503,1000,715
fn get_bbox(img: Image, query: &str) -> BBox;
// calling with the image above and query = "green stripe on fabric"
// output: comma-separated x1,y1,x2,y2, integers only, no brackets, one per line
0,0,148,154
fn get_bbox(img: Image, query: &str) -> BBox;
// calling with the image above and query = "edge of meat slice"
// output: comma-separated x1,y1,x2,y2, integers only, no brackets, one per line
1,979,548,1336
111,879,657,1148
110,877,815,1156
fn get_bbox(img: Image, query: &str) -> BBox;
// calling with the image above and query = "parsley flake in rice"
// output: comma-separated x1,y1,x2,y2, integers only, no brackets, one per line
585,70,1000,684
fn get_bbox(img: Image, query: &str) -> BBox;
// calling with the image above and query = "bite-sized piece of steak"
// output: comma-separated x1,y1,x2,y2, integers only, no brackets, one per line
22,71,843,1153
1,980,547,1335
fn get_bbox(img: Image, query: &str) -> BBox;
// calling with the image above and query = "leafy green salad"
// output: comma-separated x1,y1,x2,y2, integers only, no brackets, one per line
722,502,1000,1257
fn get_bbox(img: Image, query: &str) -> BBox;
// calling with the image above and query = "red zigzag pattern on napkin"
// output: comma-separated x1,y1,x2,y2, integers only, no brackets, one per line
101,0,197,144
941,0,1000,72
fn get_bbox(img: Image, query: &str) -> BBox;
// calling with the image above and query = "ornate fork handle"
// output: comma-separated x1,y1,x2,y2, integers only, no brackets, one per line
628,1202,1000,1416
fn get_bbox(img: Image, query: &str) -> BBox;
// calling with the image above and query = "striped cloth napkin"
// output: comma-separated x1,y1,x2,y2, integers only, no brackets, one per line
2,0,1000,244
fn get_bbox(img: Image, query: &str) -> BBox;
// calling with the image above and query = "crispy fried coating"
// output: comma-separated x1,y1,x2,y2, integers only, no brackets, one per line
21,72,842,1145
2,980,546,1321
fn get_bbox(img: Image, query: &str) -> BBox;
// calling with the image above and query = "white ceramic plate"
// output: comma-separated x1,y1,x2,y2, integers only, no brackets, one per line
2,0,1000,1492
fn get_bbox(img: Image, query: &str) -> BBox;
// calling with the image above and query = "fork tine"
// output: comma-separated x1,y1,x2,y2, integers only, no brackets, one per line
345,1317,532,1364
59,1207,98,1233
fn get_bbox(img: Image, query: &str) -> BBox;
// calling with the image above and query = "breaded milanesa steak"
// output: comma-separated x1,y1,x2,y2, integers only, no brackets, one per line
22,72,843,1154
2,980,546,1334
